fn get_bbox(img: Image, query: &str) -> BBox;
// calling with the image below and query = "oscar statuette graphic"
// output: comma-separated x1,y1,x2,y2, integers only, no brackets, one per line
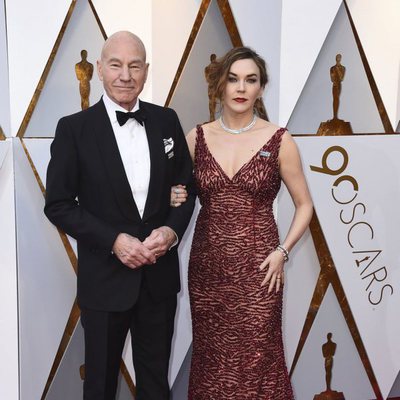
79,364,85,380
204,53,217,122
317,54,353,135
75,49,94,110
314,333,345,399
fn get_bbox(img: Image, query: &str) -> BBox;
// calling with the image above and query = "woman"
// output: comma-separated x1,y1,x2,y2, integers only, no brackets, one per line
172,47,313,399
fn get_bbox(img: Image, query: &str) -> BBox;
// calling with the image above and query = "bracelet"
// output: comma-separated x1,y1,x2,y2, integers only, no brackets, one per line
276,244,289,262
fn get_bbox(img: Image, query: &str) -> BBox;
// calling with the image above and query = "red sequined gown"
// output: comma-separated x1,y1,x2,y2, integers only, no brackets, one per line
188,125,294,399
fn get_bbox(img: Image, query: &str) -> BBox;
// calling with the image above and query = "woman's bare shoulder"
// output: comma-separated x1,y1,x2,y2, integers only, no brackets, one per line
185,122,217,157
257,118,282,134
185,127,197,155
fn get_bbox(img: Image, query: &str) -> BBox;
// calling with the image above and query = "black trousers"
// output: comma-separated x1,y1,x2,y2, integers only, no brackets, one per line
80,278,177,400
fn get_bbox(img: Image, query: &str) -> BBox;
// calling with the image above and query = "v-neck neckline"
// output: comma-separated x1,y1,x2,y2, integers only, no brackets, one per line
198,125,283,182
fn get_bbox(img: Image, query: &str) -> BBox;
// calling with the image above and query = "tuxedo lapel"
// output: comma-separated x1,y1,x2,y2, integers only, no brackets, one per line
140,101,166,221
92,100,141,222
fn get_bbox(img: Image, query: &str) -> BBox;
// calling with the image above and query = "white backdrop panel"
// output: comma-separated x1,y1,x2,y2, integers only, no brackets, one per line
301,135,400,398
6,0,70,136
347,0,400,129
24,138,78,255
0,140,18,400
14,139,77,400
0,1,10,137
152,0,201,106
0,140,9,168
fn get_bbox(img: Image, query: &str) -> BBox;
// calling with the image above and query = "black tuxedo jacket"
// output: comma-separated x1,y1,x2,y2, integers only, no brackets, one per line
44,99,195,311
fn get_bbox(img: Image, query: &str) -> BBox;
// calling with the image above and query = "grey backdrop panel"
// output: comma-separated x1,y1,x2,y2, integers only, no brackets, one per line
291,286,374,400
46,322,85,400
388,371,400,397
287,3,384,134
171,345,192,400
169,0,233,135
24,0,105,137
46,322,134,399
14,138,77,400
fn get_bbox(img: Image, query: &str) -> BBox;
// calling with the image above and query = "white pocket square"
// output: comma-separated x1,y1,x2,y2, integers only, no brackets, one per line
164,138,174,153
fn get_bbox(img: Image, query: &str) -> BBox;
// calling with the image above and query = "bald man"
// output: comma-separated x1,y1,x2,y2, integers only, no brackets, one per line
45,31,195,400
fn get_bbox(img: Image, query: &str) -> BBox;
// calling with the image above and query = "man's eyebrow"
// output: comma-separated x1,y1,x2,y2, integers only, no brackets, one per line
106,57,144,64
107,58,121,63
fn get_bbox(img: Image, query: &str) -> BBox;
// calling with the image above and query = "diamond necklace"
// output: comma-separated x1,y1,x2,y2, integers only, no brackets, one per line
219,114,257,134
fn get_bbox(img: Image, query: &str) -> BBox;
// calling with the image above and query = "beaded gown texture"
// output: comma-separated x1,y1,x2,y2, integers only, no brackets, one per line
188,125,294,400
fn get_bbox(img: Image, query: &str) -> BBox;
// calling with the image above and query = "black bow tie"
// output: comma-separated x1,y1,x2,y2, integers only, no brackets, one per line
116,109,146,126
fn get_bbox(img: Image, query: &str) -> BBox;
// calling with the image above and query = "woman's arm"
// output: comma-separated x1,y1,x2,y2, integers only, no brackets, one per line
170,127,196,207
278,131,314,252
260,131,313,293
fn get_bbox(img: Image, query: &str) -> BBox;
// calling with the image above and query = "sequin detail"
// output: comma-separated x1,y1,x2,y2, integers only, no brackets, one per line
188,125,294,400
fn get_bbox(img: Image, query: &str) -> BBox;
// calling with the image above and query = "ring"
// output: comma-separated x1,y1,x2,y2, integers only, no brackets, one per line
173,188,180,194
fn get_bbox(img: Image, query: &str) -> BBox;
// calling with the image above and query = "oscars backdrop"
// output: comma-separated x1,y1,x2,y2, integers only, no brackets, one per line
0,1,399,399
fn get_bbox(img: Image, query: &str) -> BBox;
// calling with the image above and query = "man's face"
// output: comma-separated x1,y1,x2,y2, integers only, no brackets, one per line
97,36,149,111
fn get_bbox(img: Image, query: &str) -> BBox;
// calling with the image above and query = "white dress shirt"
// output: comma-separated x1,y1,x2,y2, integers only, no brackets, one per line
103,92,150,218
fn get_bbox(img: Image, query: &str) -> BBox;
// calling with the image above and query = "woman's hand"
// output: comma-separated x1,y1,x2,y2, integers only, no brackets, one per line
170,184,188,207
259,249,286,293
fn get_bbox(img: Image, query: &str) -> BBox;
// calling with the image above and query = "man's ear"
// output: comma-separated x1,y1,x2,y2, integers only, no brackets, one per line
97,60,103,81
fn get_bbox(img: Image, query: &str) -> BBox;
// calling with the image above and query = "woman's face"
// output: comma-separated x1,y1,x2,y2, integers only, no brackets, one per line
222,58,264,115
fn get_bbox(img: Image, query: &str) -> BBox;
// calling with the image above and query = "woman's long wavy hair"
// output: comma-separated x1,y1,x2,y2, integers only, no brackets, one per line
205,46,269,121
